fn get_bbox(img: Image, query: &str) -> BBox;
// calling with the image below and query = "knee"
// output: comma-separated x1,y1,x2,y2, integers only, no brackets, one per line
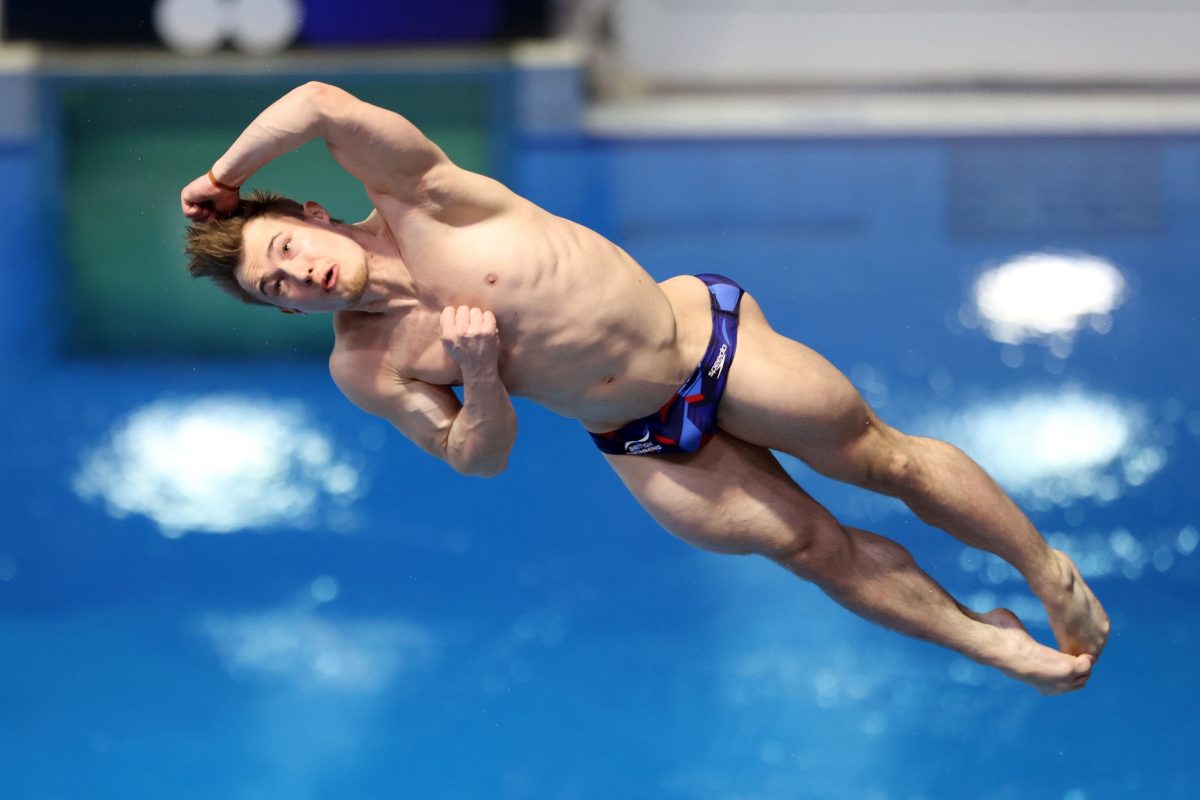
767,516,853,580
686,505,836,563
865,437,931,499
778,524,917,593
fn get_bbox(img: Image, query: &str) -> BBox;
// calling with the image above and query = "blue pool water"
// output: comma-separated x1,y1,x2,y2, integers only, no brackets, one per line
2,126,1199,798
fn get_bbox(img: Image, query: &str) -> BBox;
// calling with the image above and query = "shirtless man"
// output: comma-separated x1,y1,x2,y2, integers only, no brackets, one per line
180,82,1108,694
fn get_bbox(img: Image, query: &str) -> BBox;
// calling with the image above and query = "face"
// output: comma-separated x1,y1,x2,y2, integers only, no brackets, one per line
237,203,369,313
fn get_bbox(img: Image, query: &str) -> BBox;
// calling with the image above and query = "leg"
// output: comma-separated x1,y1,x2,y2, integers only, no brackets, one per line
717,292,1110,658
602,431,1093,694
853,428,1110,660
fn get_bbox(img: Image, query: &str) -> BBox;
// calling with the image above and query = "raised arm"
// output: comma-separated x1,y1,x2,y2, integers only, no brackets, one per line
181,81,452,221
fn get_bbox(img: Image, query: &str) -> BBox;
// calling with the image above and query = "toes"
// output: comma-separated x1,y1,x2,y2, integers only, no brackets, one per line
1070,655,1094,690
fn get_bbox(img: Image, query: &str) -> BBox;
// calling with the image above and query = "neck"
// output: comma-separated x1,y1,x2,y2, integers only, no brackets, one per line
344,216,419,314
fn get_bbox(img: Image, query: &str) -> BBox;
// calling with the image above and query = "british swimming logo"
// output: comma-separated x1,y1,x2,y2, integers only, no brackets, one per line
708,344,728,378
625,428,663,455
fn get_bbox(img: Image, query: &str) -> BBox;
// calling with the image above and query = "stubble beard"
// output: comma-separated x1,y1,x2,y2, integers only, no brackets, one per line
343,258,369,306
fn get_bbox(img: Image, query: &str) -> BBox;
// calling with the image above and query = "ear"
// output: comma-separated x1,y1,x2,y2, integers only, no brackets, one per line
303,201,330,222
279,307,308,316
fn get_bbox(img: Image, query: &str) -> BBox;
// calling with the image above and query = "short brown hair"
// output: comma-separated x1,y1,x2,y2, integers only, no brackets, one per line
184,190,306,306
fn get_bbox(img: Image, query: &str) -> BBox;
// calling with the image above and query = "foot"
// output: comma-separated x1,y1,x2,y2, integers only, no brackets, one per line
1035,549,1111,658
978,608,1094,695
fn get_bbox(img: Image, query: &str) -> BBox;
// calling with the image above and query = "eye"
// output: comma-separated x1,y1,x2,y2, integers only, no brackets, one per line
281,240,292,254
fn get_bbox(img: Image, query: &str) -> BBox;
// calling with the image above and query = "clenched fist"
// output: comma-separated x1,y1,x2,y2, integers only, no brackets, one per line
441,305,500,376
180,172,240,222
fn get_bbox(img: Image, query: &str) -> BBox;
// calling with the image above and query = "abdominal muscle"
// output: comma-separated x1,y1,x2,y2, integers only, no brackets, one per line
479,216,713,428
506,271,712,429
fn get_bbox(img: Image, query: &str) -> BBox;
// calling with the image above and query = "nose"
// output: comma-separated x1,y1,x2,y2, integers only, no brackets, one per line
304,266,314,286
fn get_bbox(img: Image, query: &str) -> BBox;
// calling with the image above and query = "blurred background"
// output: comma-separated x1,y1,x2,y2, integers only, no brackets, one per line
1,1,1198,798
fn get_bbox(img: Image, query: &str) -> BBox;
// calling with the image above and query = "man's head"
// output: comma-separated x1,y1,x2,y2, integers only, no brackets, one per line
185,190,368,313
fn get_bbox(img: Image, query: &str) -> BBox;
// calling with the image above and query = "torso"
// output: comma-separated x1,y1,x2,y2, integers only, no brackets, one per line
331,168,716,431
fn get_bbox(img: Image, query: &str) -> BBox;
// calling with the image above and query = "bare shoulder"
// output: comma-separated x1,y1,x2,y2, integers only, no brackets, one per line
326,310,462,459
332,309,392,351
329,311,396,397
374,162,529,230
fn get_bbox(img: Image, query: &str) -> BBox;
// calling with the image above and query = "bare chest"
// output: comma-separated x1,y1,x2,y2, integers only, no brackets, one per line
337,209,705,423
378,307,464,385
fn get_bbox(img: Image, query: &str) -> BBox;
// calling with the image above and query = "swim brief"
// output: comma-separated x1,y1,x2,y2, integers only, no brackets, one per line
589,273,744,456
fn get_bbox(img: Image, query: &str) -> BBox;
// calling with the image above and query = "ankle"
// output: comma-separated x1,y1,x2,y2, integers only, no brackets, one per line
961,613,1011,666
1025,549,1072,599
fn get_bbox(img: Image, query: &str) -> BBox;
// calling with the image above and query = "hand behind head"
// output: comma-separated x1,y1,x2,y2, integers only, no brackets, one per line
181,173,241,221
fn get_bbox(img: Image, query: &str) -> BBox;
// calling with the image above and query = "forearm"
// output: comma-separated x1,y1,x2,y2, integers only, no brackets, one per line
209,83,326,188
445,367,517,477
210,82,440,191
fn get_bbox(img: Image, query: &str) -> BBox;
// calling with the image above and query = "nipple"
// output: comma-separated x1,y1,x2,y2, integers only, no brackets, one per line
485,273,498,285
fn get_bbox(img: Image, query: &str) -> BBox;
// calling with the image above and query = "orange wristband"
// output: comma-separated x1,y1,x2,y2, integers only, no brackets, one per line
207,169,241,193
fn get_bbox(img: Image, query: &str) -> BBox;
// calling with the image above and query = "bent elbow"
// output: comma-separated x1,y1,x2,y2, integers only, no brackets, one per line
479,460,509,479
302,81,353,125
452,458,508,479
293,81,332,113
445,447,509,478
300,80,336,100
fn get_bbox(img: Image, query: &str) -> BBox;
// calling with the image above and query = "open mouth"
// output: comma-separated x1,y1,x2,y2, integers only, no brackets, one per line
322,265,338,292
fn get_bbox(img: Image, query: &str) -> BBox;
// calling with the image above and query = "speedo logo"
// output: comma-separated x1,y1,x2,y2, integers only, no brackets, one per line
625,429,663,455
708,344,729,378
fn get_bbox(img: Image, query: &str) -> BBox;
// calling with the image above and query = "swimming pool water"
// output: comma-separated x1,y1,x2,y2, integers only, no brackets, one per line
1,130,1198,799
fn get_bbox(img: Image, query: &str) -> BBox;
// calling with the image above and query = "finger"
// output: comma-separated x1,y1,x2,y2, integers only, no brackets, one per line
184,197,220,222
441,306,455,338
482,310,497,333
456,305,470,335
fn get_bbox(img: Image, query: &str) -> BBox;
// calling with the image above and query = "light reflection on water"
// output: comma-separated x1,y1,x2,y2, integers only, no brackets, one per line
917,385,1165,510
72,394,361,536
964,251,1127,354
201,576,436,693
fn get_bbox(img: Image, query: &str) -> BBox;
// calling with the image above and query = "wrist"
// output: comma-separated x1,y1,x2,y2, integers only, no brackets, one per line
460,362,500,383
207,168,241,193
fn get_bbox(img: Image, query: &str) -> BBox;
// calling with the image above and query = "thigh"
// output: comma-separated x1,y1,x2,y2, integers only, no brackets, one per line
718,291,899,482
602,429,839,557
